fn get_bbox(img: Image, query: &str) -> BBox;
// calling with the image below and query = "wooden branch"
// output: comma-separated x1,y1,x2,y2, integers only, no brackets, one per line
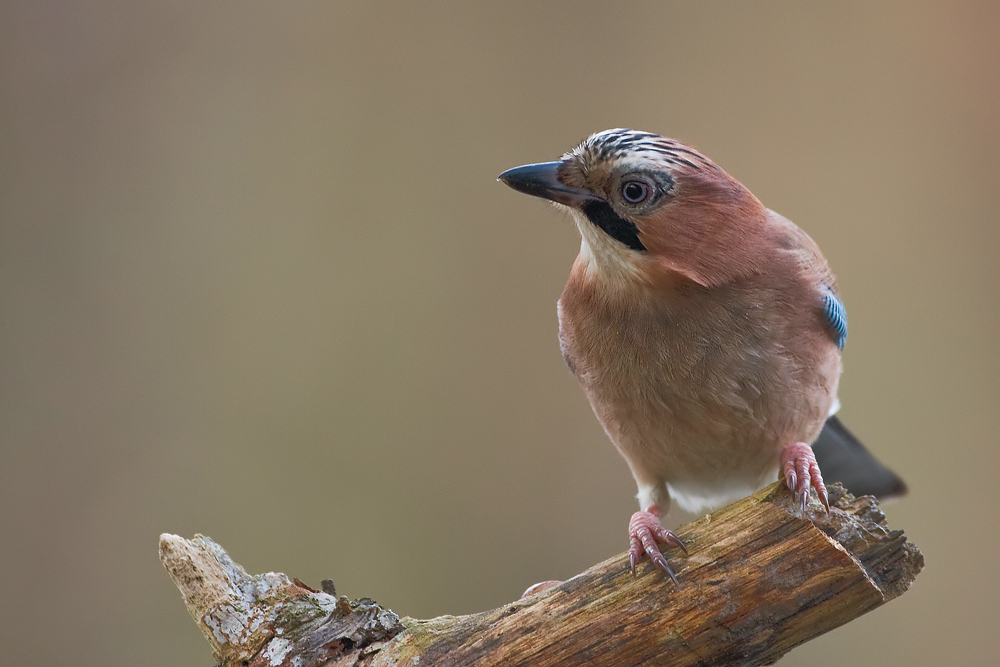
160,483,922,667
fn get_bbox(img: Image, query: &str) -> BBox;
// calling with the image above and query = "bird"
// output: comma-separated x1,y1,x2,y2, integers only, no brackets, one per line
498,129,905,583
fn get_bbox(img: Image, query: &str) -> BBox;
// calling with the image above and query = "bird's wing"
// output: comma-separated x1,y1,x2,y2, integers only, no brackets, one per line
766,209,847,349
820,288,848,350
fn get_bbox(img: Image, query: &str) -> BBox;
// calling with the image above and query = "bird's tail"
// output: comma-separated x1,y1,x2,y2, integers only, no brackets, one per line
812,415,907,500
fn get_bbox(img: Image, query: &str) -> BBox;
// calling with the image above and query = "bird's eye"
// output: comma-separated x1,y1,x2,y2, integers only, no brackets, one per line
621,180,651,204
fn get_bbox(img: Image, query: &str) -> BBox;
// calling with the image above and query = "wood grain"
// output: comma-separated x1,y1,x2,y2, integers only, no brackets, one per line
160,483,922,667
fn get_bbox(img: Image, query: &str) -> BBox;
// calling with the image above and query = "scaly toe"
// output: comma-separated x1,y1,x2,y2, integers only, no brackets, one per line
627,510,685,584
781,442,829,516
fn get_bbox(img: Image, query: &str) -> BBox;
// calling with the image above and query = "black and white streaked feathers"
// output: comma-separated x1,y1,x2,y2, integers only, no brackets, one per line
568,128,723,175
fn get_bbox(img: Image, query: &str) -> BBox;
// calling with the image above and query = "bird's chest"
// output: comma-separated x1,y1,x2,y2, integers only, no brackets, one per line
556,282,834,470
558,290,773,419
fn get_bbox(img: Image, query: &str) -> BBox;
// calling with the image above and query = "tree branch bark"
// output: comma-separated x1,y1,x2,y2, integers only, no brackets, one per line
160,483,922,667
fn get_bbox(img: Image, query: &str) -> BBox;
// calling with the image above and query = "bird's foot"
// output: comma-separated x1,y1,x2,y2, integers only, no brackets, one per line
781,442,830,514
628,508,687,584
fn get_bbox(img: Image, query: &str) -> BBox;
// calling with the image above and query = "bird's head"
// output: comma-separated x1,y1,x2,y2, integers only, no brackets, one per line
499,129,771,289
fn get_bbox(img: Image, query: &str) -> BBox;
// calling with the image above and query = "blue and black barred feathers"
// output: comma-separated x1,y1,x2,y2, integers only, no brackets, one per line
821,288,848,350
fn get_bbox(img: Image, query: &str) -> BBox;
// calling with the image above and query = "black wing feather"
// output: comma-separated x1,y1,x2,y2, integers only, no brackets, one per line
812,415,907,499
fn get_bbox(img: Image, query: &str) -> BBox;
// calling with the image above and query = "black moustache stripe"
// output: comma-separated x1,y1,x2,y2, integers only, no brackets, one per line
581,201,647,252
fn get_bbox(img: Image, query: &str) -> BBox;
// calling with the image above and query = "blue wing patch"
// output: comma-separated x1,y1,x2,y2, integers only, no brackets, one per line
821,288,848,350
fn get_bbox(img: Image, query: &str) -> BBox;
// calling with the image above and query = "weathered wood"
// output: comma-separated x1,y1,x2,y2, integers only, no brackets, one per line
160,483,922,667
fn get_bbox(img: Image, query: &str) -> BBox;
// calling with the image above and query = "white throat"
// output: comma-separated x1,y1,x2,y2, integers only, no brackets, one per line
570,208,644,284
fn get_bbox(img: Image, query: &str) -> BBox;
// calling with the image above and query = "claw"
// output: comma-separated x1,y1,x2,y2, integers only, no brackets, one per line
656,526,688,556
521,580,562,598
817,483,831,512
651,553,680,585
627,510,686,584
781,442,829,515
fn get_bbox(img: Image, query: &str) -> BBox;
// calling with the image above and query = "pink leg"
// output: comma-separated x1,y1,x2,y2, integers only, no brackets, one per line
781,442,830,514
627,505,688,584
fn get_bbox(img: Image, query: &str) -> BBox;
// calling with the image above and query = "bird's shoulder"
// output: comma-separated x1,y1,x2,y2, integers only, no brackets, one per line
764,209,846,348
764,209,837,290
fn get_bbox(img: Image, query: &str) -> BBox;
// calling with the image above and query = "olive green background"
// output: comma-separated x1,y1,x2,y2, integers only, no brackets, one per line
2,2,997,665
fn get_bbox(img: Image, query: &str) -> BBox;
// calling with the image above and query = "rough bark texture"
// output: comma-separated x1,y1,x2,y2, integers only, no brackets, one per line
160,483,922,667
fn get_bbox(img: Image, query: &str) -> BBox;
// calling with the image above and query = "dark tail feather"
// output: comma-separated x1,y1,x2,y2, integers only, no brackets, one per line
812,415,907,500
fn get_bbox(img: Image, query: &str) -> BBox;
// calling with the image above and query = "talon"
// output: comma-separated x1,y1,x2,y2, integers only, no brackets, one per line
627,510,686,584
784,468,798,495
781,442,828,516
521,580,561,598
651,554,680,585
655,526,688,555
817,482,831,512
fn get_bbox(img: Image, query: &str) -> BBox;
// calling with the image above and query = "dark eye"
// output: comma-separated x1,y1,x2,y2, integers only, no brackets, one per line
621,180,651,204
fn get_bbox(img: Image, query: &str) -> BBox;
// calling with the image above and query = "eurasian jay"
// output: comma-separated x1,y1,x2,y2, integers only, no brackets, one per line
499,129,905,582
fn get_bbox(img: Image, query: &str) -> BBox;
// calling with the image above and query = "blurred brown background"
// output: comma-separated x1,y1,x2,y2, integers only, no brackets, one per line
2,2,997,665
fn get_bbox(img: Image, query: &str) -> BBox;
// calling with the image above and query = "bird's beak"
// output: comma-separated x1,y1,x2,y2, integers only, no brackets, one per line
498,161,596,208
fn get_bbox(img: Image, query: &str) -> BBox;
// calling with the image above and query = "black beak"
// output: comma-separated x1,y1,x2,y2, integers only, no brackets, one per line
497,161,596,208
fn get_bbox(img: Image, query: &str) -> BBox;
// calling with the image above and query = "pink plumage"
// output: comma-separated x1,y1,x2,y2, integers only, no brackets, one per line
499,129,903,582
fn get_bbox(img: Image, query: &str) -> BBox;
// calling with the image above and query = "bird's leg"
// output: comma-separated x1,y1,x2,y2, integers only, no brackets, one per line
781,442,831,514
628,505,687,584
